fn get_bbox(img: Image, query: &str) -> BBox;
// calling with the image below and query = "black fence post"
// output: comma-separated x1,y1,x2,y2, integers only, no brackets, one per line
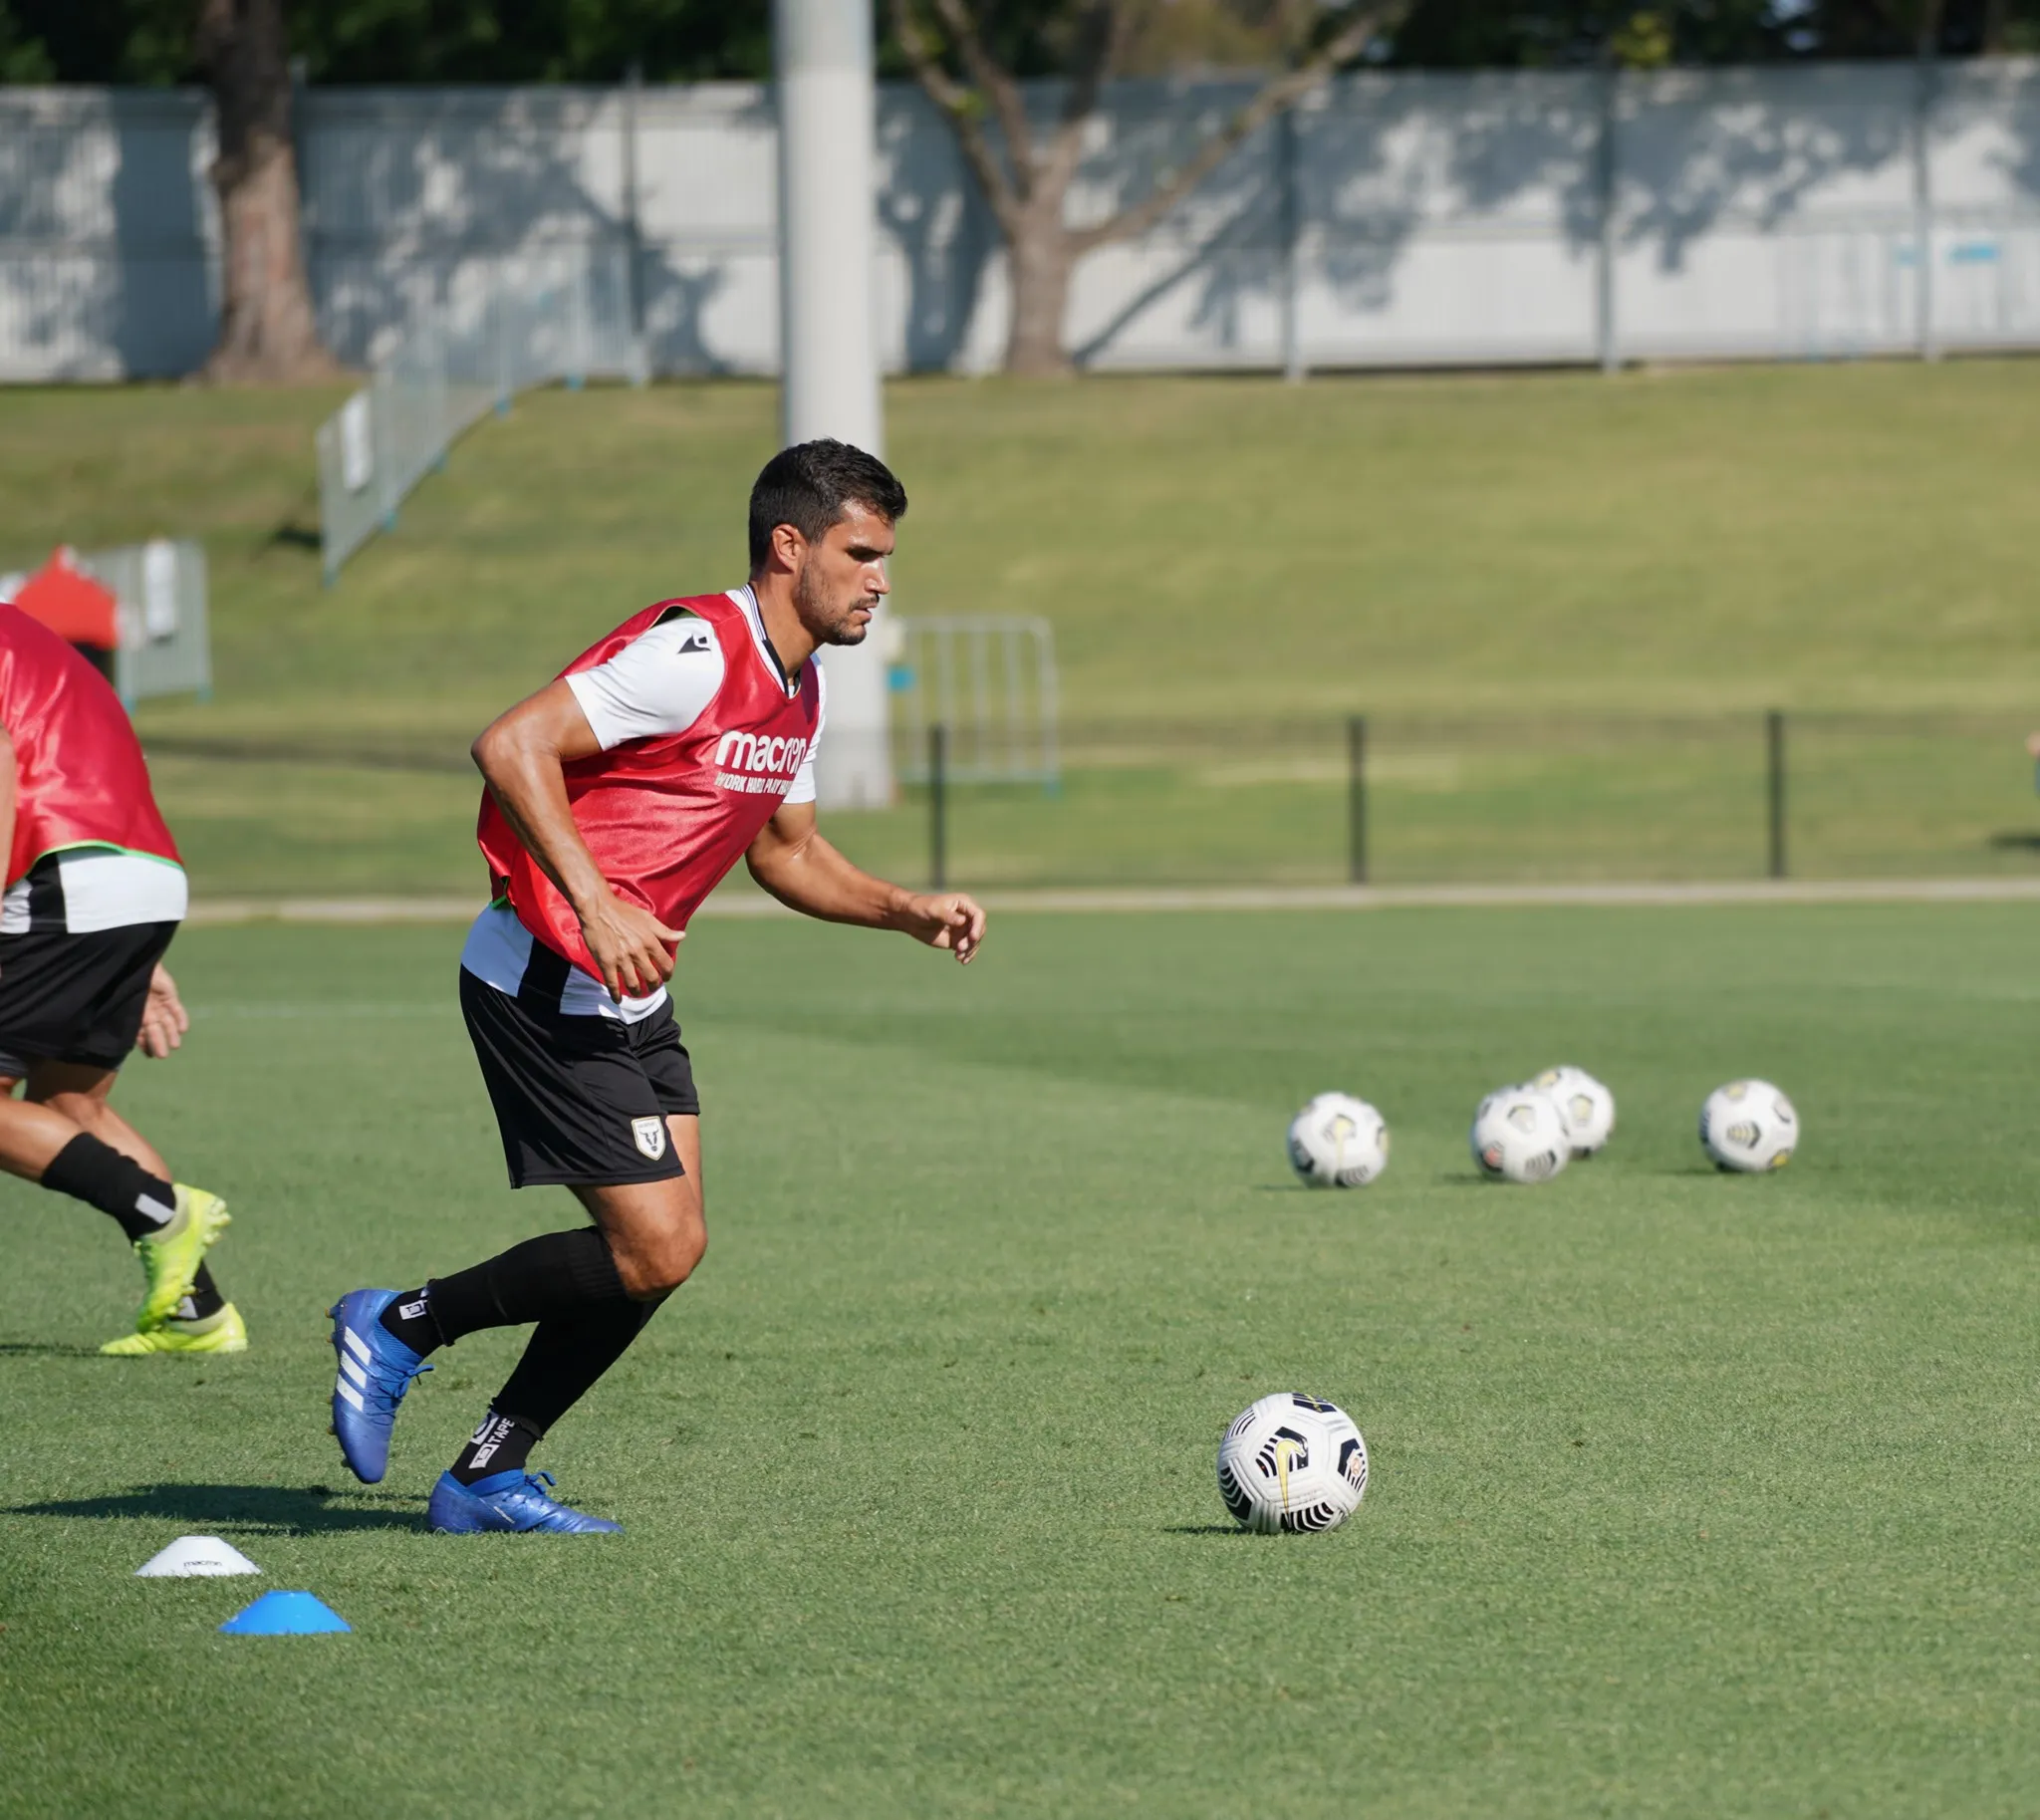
928,722,948,892
1766,709,1787,880
1347,713,1369,886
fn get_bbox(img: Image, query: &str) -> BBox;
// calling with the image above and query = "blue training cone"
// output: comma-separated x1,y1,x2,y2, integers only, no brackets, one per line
218,1590,351,1636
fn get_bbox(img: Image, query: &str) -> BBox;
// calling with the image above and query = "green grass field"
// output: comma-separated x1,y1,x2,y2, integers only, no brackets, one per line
3,905,2036,1817
4,366,2040,894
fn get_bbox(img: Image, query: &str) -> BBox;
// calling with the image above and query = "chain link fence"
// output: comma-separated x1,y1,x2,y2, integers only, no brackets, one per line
316,246,646,584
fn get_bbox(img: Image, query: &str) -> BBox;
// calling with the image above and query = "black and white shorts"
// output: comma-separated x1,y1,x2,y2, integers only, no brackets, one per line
0,920,178,1079
459,966,698,1189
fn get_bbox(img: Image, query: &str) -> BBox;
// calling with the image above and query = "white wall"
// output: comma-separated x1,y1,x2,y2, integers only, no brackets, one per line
1,61,2037,382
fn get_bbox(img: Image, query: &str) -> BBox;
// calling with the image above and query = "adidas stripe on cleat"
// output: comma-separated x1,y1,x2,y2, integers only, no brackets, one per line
426,1469,623,1535
328,1288,431,1485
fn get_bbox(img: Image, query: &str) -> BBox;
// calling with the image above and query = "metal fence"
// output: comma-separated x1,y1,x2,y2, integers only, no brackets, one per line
888,616,1059,788
817,709,2040,892
0,539,210,706
139,706,2040,894
315,245,645,581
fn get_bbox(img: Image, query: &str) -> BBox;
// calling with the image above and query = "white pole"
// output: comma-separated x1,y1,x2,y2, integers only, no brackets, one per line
775,0,892,808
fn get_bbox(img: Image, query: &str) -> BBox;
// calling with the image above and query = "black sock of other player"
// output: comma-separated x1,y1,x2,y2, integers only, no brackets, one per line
176,1265,226,1323
449,1409,543,1485
379,1227,634,1356
41,1134,177,1240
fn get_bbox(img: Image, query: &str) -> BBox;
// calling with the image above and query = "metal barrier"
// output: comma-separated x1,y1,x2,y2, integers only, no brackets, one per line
888,615,1060,788
798,709,2040,893
316,246,647,584
0,540,210,706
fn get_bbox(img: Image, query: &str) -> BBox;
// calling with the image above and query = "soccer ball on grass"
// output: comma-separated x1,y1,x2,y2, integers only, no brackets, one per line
1285,1093,1390,1188
1470,1086,1571,1183
1700,1079,1798,1171
1531,1064,1617,1158
1216,1393,1369,1534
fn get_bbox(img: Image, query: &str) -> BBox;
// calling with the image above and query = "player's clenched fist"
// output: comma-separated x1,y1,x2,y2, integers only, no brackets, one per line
898,893,986,964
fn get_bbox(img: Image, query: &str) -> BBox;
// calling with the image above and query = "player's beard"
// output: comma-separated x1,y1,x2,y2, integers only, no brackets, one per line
794,558,874,648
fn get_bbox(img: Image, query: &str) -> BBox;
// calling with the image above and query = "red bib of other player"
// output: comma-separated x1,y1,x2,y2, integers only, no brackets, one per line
0,604,180,885
478,593,822,983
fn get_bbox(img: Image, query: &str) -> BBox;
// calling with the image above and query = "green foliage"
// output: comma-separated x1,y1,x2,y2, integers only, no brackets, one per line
1609,8,1675,67
0,0,772,85
0,15,54,81
1383,0,2039,65
4,0,2038,85
2,905,2038,1814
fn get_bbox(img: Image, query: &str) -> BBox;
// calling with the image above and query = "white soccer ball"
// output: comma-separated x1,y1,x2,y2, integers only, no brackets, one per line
1700,1079,1799,1172
1286,1093,1390,1188
1470,1086,1571,1183
1216,1393,1369,1534
1531,1064,1617,1158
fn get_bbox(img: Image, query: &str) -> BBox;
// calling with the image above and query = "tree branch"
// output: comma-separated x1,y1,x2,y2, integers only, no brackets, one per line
1071,1,1403,256
927,0,1039,195
1060,0,1136,130
1039,1,1139,204
890,0,1022,226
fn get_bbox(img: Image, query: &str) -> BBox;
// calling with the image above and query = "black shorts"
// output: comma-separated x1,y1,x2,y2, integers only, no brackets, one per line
459,966,698,1189
0,920,177,1079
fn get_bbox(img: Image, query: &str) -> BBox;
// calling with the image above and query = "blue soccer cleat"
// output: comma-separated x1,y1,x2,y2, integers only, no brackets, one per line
426,1469,623,1535
328,1288,431,1484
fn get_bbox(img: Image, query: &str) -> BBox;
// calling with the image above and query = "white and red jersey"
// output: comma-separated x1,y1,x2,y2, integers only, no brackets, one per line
463,586,824,1018
0,603,187,935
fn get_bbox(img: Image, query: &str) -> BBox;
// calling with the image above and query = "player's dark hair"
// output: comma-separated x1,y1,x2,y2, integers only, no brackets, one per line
747,439,907,571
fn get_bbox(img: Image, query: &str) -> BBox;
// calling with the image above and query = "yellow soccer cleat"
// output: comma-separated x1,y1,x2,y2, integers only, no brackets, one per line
102,1301,248,1357
130,1184,232,1329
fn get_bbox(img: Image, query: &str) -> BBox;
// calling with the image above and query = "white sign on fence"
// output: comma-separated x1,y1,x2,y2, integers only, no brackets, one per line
141,537,178,639
338,392,374,494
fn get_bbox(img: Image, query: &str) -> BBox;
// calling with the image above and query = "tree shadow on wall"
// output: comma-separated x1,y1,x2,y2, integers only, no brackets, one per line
0,90,214,380
962,61,2040,371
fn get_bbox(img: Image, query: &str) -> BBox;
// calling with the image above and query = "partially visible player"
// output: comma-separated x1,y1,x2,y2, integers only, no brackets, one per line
0,603,244,1354
326,439,983,1534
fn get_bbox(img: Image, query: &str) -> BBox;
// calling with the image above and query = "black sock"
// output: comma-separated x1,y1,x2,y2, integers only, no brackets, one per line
381,1227,631,1356
42,1134,177,1241
176,1265,226,1323
450,1409,543,1485
491,1300,659,1436
378,1286,444,1354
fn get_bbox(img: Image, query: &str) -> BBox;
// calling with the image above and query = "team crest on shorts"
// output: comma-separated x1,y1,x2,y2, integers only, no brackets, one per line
631,1117,667,1162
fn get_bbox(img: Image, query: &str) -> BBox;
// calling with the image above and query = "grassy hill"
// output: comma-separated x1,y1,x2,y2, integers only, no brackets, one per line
2,364,2037,894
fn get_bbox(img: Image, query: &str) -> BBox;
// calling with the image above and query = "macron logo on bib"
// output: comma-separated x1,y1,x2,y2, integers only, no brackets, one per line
713,729,810,797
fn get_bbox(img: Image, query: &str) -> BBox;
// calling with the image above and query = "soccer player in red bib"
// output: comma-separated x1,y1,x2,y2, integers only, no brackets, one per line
0,603,245,1354
328,440,985,1534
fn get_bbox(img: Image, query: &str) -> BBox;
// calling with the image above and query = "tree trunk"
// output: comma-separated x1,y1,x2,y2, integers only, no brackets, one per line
1003,199,1079,377
198,0,338,384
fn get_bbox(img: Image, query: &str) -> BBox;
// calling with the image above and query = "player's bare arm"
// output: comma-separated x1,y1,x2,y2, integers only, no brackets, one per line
471,682,681,1000
746,802,984,962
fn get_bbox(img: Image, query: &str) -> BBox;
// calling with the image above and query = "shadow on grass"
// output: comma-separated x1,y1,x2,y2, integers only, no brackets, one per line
1161,1524,1259,1537
263,518,322,556
0,1341,106,1358
1987,832,2040,851
4,1482,423,1534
